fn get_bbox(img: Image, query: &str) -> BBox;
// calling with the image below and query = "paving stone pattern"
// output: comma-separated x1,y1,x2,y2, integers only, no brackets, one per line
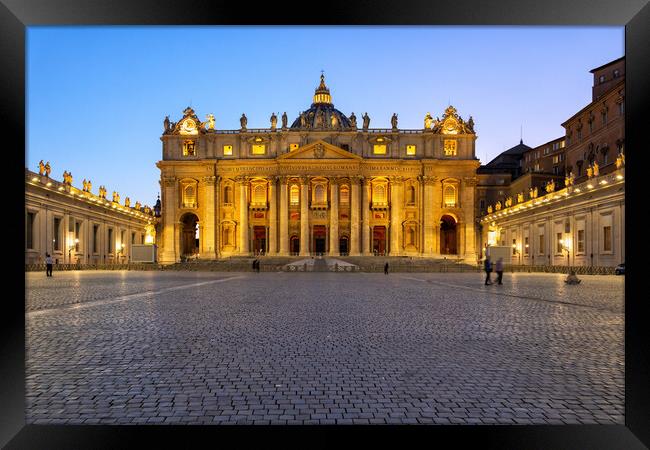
25,271,624,425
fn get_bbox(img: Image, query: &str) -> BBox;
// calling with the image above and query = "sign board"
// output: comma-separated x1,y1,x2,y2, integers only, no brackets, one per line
131,244,157,263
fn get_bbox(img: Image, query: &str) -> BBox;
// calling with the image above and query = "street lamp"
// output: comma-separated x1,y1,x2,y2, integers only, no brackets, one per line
560,237,581,284
525,244,529,265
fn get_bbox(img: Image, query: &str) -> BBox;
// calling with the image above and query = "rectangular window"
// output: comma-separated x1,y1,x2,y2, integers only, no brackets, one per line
603,226,612,252
556,232,563,254
120,230,125,252
289,143,299,152
53,217,61,251
538,234,544,254
182,140,196,156
577,229,585,253
512,239,517,255
108,228,114,254
75,221,81,251
26,212,35,249
443,140,457,156
613,69,620,78
553,155,559,164
406,145,416,156
524,237,529,255
93,225,99,253
223,145,233,156
373,144,387,155
251,144,266,155
599,74,606,84
131,232,136,244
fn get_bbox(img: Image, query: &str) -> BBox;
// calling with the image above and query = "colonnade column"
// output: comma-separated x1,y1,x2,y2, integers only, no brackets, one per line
361,177,370,255
161,176,178,263
462,177,478,260
200,175,217,259
279,177,289,255
422,176,436,256
389,176,403,256
237,176,249,255
329,179,339,256
299,177,310,256
349,176,361,256
268,176,277,254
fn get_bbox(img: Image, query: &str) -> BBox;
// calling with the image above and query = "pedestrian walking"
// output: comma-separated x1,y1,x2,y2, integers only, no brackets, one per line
496,257,504,285
252,259,257,272
384,262,389,275
45,253,53,277
484,256,492,285
256,259,260,273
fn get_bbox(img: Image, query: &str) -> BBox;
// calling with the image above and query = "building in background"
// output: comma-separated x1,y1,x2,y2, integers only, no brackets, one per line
156,75,481,263
25,166,159,265
478,57,625,268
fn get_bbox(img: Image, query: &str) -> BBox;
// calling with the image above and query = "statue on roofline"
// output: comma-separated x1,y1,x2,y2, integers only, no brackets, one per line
362,112,370,130
349,112,357,129
38,160,45,176
44,161,51,177
270,112,277,130
281,112,288,129
424,112,433,130
391,113,398,130
240,113,247,130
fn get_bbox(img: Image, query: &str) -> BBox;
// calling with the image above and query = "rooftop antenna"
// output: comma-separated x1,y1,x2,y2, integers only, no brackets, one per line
520,124,523,144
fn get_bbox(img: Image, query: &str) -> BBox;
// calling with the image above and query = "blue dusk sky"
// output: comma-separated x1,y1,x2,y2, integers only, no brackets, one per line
27,26,623,207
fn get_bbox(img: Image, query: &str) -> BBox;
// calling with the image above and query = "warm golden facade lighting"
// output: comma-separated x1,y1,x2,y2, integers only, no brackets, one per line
223,145,233,156
406,145,416,156
373,144,387,155
252,144,266,155
444,140,457,156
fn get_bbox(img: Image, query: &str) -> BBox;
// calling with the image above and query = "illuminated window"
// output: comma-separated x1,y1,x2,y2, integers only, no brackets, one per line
253,184,266,204
223,145,233,156
406,145,416,156
443,185,456,207
183,140,196,156
289,143,299,151
373,144,387,155
183,185,196,208
444,140,457,156
339,185,349,204
290,185,300,205
252,144,266,155
372,184,387,204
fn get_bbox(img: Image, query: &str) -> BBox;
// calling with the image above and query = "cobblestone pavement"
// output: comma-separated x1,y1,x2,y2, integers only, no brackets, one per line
25,270,624,425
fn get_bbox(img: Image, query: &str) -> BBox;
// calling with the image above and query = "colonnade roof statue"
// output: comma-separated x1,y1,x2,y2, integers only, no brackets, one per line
162,74,476,136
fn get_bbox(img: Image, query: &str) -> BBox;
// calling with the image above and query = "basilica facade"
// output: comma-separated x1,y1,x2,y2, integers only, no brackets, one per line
156,75,480,264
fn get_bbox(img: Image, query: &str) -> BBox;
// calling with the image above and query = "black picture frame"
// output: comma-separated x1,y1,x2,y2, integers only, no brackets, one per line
3,0,649,447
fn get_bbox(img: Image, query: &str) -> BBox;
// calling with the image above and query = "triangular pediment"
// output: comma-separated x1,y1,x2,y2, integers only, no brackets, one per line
278,140,362,160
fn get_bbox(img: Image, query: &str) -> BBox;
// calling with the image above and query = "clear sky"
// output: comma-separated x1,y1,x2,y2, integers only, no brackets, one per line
27,26,623,207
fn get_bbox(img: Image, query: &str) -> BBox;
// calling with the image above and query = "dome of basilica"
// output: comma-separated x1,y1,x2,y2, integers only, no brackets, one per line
290,74,354,130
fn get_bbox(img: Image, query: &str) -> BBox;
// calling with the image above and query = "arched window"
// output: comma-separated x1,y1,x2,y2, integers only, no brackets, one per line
183,185,196,208
253,184,266,204
290,185,300,205
406,226,415,245
340,185,350,204
373,184,386,204
314,184,326,204
223,185,233,204
443,185,456,207
407,185,416,204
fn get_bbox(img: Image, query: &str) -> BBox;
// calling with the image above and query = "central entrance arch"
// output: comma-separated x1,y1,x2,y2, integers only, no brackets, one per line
372,226,386,256
440,215,458,255
339,236,349,255
180,213,199,257
290,235,300,255
313,225,326,255
252,226,266,255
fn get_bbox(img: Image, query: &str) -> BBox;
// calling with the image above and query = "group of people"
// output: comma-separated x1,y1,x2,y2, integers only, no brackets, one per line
252,259,261,273
484,256,504,285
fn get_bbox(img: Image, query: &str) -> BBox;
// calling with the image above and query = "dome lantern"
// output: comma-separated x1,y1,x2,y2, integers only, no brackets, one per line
312,73,332,105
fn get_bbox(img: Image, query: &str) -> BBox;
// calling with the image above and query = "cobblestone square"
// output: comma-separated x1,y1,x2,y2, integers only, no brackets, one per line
25,270,624,425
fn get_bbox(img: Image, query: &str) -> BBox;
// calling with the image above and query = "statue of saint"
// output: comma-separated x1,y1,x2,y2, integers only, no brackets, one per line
124,197,130,207
331,113,338,128
391,113,398,130
517,192,524,203
529,187,534,199
424,112,433,130
38,160,45,176
206,114,215,130
615,154,622,169
586,166,593,178
240,113,247,130
533,187,538,198
593,161,599,176
487,205,493,214
565,175,570,187
316,110,324,128
44,162,51,177
362,112,370,130
135,201,141,210
281,112,288,129
164,115,170,132
87,180,92,193
495,201,502,211
299,112,307,128
270,112,277,129
467,116,475,133
548,179,555,192
349,112,357,129
505,197,512,207
112,191,120,203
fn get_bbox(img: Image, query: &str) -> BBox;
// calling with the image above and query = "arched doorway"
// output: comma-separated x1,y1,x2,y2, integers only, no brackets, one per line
290,235,300,255
181,213,199,257
252,226,266,255
372,226,386,256
440,215,457,255
339,236,349,255
313,225,326,255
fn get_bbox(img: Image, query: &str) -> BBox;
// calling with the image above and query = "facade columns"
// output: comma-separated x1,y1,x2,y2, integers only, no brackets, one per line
268,177,278,254
349,176,361,256
237,176,249,255
161,176,178,263
389,176,403,256
422,176,436,256
279,177,289,255
329,179,339,255
462,177,478,261
200,175,217,259
361,177,371,255
299,177,310,256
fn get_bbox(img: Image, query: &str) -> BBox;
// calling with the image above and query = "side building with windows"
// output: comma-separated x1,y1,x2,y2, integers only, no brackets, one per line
156,75,481,263
25,168,159,265
477,57,625,268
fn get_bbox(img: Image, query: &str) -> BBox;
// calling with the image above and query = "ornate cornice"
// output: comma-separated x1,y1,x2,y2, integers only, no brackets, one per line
162,176,177,187
463,176,478,186
201,175,217,185
421,175,438,185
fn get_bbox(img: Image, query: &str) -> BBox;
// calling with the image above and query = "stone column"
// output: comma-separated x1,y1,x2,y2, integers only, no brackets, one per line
422,176,436,256
329,179,339,256
161,176,178,263
299,177,310,256
350,176,361,256
200,175,217,259
462,177,478,261
361,177,371,255
389,176,403,256
268,176,278,254
279,177,289,255
237,176,249,255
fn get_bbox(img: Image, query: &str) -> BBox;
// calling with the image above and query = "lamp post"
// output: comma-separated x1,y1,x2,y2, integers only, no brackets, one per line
525,244,529,265
561,237,581,284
